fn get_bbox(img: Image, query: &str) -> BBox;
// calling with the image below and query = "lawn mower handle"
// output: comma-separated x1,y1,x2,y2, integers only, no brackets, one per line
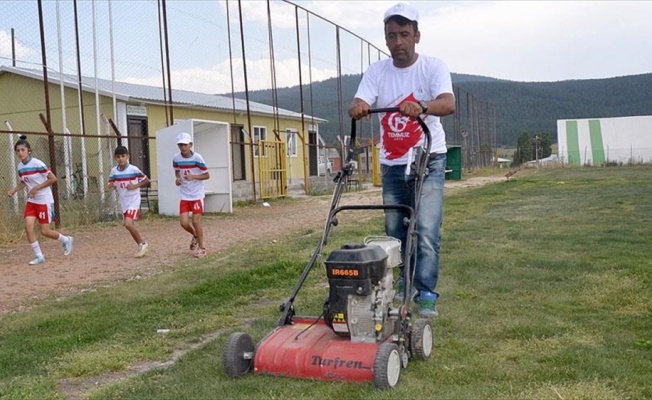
346,107,431,168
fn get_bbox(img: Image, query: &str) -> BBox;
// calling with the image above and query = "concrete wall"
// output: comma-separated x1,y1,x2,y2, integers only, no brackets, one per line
557,115,652,165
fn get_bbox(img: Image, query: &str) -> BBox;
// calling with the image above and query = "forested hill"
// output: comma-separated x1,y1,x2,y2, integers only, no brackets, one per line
455,73,652,145
228,72,652,146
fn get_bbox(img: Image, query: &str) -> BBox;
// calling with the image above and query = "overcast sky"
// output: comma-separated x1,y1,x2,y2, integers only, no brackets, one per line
294,0,652,82
1,0,651,93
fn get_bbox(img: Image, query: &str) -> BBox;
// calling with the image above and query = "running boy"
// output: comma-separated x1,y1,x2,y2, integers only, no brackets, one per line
107,146,150,258
173,132,210,258
7,135,74,265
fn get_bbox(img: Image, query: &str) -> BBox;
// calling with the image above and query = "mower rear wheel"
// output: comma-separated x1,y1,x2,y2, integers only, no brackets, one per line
410,319,433,360
373,343,401,389
223,332,254,378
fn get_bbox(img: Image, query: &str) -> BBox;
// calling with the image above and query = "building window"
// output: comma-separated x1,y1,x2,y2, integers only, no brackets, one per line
254,126,267,157
286,128,297,157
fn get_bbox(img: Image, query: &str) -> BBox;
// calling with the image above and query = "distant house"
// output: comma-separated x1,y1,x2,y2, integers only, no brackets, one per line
0,66,327,201
525,154,559,167
494,157,512,168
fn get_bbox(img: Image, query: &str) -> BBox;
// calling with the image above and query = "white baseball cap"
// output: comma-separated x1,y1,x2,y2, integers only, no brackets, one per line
384,2,419,23
176,132,192,144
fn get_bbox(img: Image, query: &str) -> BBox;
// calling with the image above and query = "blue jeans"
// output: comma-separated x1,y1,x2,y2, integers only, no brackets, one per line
381,153,446,298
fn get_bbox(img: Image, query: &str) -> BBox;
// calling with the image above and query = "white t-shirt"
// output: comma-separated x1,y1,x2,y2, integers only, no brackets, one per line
108,163,147,212
17,157,54,204
354,54,454,165
172,151,208,201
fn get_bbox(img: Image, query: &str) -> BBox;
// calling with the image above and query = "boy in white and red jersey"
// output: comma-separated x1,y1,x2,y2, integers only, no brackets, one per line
7,135,74,265
108,146,150,258
172,132,210,258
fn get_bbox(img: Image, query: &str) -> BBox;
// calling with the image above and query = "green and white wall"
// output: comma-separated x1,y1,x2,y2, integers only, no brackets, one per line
557,115,652,165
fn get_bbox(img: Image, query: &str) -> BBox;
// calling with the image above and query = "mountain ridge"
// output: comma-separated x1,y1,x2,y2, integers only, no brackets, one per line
227,72,652,146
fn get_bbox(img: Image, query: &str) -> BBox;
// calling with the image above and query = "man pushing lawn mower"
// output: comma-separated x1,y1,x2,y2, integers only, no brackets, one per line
224,106,435,389
222,2,454,389
349,1,456,317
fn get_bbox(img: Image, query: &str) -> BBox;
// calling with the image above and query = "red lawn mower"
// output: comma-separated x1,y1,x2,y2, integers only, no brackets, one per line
223,108,434,389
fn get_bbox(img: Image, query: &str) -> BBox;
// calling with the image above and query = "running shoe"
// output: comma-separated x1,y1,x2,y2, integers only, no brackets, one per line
63,236,74,256
135,242,149,258
189,236,198,251
28,255,45,265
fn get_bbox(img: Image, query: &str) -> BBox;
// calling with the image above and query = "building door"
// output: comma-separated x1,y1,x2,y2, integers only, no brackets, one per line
127,117,151,178
231,124,246,181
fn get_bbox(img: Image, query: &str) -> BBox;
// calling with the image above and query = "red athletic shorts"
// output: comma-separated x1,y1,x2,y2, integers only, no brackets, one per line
179,199,204,215
123,209,141,221
24,202,53,224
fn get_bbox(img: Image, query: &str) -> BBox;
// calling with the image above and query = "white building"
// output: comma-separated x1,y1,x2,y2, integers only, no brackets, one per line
557,115,652,165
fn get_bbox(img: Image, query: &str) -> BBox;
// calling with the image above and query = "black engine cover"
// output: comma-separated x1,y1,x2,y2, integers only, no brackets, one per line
324,243,388,284
323,243,388,334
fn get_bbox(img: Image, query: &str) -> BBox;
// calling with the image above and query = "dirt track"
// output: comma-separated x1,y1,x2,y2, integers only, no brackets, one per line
0,174,506,318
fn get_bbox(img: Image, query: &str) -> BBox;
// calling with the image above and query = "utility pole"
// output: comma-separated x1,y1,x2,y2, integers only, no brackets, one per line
11,28,16,66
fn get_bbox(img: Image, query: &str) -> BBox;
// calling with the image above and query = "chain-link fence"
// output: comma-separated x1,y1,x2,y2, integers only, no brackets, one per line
1,0,497,238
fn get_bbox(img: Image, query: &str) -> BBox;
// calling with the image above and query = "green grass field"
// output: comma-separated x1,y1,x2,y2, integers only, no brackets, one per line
1,166,651,399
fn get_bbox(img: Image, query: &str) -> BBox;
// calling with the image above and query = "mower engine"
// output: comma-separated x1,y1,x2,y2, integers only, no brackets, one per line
324,237,401,343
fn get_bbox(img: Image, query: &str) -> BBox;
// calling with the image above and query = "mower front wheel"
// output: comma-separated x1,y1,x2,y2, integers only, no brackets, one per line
223,332,255,378
410,318,434,360
373,343,401,389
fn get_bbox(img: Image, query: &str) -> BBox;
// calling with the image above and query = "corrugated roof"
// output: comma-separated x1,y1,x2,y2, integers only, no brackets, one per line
0,66,325,123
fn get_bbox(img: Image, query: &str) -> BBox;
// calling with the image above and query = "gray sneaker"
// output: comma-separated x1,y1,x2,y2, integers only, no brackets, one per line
63,236,74,256
135,242,149,258
29,255,46,265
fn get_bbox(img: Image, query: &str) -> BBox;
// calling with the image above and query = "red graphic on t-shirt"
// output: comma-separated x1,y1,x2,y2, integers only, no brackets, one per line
381,94,423,160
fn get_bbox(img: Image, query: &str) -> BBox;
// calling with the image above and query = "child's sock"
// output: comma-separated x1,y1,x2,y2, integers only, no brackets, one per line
31,241,44,258
57,233,68,243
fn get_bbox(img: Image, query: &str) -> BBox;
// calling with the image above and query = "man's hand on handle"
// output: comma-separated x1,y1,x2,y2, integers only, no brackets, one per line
349,98,426,120
399,101,425,118
348,98,371,120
